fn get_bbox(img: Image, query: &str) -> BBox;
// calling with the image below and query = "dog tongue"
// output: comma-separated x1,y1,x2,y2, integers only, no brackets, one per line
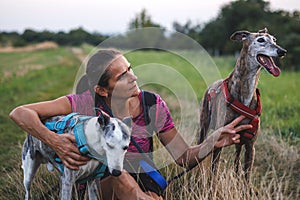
257,55,281,77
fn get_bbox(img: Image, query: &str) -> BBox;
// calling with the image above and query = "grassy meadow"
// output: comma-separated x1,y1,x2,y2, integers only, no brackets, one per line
0,45,299,199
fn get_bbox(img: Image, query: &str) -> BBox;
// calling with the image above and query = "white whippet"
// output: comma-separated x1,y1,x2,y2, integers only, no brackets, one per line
22,112,132,200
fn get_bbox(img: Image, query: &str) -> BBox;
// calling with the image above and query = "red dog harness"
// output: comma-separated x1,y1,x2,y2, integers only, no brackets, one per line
222,78,262,139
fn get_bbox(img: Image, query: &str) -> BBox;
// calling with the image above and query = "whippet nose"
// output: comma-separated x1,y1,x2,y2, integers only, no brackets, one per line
277,48,287,57
111,169,122,176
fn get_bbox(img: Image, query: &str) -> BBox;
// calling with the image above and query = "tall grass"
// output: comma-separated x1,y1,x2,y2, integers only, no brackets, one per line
0,47,299,199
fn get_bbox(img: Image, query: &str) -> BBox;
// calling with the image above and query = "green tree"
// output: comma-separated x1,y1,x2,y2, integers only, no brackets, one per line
22,29,39,42
68,27,91,46
194,0,299,69
128,9,161,29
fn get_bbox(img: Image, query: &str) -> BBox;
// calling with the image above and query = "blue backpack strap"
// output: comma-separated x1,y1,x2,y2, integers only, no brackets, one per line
139,160,167,190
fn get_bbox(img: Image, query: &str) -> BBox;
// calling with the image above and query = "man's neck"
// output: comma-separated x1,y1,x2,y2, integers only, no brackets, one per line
105,97,131,119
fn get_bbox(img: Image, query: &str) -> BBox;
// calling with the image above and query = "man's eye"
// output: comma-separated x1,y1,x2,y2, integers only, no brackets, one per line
119,74,127,80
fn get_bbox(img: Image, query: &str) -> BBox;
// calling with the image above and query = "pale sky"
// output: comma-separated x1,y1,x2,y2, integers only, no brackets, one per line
0,0,299,34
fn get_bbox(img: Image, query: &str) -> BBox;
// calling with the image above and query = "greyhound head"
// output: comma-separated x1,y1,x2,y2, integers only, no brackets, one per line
98,113,132,176
230,28,287,77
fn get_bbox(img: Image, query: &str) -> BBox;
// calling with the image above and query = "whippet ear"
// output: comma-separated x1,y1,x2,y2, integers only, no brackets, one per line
258,28,268,34
230,31,251,42
98,111,110,126
122,116,132,128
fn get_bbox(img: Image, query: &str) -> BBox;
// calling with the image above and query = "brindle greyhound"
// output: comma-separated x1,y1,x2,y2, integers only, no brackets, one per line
198,28,287,182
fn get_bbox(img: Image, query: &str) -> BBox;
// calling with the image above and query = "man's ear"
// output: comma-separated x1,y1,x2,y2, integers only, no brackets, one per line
94,85,108,98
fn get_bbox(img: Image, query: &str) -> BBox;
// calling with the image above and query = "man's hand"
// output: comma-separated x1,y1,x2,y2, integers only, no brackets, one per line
214,115,252,148
51,134,90,170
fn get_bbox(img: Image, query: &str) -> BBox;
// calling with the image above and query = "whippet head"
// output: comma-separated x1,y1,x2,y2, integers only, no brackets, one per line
230,28,287,77
98,113,132,176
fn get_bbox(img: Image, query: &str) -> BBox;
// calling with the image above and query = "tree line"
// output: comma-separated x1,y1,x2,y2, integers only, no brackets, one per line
1,0,299,70
0,27,108,47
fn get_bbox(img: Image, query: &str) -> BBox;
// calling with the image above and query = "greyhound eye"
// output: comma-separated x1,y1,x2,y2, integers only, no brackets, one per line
111,124,115,131
257,38,265,43
106,143,114,149
123,146,128,151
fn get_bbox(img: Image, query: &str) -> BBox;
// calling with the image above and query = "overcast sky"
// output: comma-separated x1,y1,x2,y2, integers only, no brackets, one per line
1,0,299,34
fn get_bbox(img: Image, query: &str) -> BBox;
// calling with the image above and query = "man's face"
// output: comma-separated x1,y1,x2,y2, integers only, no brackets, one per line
107,56,140,99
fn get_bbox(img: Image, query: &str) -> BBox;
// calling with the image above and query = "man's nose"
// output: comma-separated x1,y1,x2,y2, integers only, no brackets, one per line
129,72,138,81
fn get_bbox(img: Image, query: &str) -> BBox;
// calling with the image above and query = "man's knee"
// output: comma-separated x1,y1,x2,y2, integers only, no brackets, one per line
100,171,157,200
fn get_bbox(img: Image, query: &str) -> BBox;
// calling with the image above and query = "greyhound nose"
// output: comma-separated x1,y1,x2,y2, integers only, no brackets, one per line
277,48,287,57
111,169,122,177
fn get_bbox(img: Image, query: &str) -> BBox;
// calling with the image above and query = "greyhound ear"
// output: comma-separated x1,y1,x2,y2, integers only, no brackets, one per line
258,28,268,34
230,31,251,42
98,111,110,126
122,116,132,128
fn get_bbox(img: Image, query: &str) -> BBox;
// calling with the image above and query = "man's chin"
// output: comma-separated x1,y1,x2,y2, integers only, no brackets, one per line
131,89,140,97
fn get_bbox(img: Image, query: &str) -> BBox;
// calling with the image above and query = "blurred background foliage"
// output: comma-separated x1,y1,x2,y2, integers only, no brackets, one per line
1,0,299,69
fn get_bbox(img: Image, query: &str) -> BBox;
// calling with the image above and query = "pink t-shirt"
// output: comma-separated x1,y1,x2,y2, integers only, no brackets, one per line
66,90,174,156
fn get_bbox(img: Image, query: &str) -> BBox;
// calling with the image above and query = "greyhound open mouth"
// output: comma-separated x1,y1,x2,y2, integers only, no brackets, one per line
257,54,280,77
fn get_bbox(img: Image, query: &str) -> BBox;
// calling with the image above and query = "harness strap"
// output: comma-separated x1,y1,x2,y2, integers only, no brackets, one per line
76,163,109,184
45,113,79,134
222,78,262,139
73,117,93,156
44,113,108,181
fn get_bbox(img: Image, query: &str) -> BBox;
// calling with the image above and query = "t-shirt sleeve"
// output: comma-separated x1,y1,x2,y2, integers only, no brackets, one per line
154,94,175,133
66,91,95,116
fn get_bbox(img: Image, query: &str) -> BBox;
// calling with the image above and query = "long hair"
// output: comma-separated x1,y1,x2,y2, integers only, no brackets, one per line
75,49,122,94
75,49,122,114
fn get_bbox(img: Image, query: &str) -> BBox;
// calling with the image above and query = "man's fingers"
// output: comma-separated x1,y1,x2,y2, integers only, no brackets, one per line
64,133,77,143
235,124,253,132
232,133,240,142
230,115,246,126
61,152,90,170
63,159,80,170
232,138,240,144
55,134,90,170
221,127,236,135
60,134,90,161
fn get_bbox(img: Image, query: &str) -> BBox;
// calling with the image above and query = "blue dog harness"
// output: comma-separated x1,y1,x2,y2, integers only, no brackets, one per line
44,113,108,183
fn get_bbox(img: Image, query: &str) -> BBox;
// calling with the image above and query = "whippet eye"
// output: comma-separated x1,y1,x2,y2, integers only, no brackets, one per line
257,38,265,43
123,146,128,150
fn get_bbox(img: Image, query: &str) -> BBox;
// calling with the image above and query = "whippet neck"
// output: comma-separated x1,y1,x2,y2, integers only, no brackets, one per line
84,118,105,155
227,56,260,106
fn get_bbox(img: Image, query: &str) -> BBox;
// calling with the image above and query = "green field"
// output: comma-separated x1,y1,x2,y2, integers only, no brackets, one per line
0,46,299,199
